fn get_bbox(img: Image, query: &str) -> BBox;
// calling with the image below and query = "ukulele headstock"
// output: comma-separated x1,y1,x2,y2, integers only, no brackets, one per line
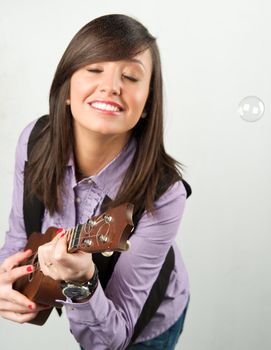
66,203,134,254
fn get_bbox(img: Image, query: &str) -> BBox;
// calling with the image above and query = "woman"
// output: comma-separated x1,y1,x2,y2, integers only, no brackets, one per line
0,14,190,349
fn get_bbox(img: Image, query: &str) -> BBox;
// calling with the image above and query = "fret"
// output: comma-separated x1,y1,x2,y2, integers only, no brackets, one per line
68,227,76,251
75,224,82,247
70,224,82,249
66,228,72,243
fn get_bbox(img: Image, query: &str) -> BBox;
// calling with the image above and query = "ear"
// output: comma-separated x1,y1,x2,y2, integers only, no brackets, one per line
66,99,71,105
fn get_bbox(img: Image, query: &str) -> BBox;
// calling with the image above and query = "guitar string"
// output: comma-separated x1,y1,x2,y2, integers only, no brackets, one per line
24,217,102,261
22,214,108,269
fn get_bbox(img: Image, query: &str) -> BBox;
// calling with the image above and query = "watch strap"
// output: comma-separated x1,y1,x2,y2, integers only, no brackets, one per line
61,265,99,302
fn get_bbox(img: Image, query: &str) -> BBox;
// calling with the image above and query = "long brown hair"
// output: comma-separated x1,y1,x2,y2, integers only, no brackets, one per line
26,14,183,215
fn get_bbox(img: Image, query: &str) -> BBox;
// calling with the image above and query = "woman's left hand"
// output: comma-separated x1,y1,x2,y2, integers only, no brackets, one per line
38,230,95,282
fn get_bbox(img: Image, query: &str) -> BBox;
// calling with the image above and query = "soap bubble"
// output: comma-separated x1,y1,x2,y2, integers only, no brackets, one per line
238,96,265,122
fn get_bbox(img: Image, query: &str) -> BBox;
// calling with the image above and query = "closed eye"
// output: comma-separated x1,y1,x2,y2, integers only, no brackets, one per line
123,75,138,82
87,68,103,73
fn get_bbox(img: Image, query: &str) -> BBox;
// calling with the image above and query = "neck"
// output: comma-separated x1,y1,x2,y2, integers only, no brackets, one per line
73,126,130,179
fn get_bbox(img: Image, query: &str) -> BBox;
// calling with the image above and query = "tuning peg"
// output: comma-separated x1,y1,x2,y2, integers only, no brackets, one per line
125,240,131,251
102,251,114,257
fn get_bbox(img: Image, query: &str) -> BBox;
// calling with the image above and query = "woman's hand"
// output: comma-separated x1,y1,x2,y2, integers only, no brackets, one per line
0,250,50,323
38,230,95,283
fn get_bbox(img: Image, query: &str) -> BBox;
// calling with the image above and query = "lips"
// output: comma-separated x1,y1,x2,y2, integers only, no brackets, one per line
88,100,124,112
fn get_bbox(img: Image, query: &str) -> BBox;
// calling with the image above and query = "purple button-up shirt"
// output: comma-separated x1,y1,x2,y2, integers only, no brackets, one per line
0,119,189,350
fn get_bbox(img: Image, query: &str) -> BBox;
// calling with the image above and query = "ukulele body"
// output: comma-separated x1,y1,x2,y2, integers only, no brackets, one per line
14,228,65,325
14,228,65,306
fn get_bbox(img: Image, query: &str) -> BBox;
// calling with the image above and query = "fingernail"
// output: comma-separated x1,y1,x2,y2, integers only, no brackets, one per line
26,265,33,272
56,228,64,234
60,233,65,238
24,248,32,253
28,304,33,310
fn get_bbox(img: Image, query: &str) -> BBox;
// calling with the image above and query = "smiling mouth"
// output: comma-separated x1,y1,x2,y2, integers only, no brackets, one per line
89,102,123,112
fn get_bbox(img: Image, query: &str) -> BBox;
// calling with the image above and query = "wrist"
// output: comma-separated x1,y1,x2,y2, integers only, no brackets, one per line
60,265,99,303
67,263,95,284
83,263,96,282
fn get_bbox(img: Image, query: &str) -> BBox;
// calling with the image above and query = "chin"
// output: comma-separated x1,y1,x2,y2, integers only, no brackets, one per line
91,126,122,136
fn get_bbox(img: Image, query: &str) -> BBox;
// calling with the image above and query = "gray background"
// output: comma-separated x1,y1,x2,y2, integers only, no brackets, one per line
0,0,270,349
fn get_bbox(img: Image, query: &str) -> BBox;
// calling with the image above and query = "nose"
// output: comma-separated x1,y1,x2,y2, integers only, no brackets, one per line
99,71,121,96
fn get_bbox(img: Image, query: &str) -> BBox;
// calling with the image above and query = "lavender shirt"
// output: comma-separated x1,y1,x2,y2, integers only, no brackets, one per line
0,120,190,350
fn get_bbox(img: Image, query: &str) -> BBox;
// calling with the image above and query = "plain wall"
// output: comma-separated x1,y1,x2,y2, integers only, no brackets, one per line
0,0,270,349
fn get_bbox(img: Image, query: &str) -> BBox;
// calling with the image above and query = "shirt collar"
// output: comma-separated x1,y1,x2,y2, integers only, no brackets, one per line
67,138,136,200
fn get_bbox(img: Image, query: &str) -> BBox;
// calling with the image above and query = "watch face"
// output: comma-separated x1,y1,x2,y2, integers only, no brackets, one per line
62,285,90,299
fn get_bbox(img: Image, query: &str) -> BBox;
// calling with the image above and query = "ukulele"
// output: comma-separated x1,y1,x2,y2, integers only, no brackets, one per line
14,203,134,325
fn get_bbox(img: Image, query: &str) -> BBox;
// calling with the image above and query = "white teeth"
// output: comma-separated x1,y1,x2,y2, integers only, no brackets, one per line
91,102,121,112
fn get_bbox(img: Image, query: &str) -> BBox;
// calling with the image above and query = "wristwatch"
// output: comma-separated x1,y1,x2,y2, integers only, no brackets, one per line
61,265,99,302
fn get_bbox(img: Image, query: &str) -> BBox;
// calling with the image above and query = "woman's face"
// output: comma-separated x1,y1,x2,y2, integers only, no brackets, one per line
69,49,152,140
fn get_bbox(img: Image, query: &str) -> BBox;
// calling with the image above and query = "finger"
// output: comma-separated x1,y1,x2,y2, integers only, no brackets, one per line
36,304,52,311
0,298,51,313
54,233,68,262
39,259,61,280
37,243,57,278
51,228,66,242
2,264,34,284
0,310,39,323
0,298,35,313
38,230,65,263
0,288,37,310
39,232,66,271
6,290,37,311
1,249,32,272
38,252,54,276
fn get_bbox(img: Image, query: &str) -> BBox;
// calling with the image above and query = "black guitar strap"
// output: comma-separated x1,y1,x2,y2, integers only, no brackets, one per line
23,115,192,345
23,116,47,236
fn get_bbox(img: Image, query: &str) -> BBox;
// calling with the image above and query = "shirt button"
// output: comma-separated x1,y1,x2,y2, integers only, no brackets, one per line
75,197,81,203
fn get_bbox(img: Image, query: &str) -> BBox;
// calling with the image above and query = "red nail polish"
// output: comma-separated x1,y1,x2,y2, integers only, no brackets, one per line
56,228,63,234
28,304,33,310
26,266,33,272
60,233,65,238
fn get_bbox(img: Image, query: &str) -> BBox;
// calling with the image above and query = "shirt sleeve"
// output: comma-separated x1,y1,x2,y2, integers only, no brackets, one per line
64,180,187,350
0,120,36,264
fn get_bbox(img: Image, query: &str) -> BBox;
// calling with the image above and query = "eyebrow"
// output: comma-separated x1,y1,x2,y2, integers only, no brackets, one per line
126,58,146,70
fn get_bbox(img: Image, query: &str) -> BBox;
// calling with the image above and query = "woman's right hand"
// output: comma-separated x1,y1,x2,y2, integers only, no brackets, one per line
0,249,49,323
